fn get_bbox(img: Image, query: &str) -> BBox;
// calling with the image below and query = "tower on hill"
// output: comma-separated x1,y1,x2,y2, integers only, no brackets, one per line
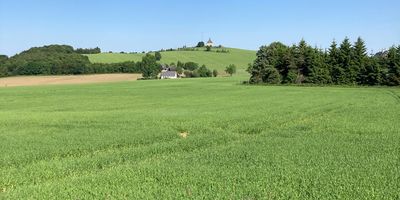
206,38,214,47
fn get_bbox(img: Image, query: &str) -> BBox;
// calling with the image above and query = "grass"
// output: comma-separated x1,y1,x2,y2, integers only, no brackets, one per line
85,47,257,75
0,77,399,199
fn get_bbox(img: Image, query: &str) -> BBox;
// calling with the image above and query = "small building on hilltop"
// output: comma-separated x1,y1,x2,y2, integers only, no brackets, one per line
206,38,214,47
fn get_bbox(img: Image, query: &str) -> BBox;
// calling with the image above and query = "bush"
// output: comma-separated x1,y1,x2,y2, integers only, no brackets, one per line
225,64,237,76
197,65,212,77
184,62,199,71
184,70,194,78
213,69,218,77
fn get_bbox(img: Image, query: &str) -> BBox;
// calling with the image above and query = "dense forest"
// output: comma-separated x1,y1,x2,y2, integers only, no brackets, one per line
0,45,160,78
0,45,214,79
248,37,400,86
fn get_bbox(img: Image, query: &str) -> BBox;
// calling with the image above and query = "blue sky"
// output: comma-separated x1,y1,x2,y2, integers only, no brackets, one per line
0,0,399,56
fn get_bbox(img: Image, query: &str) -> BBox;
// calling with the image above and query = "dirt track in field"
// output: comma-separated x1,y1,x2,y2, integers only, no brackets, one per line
0,74,141,87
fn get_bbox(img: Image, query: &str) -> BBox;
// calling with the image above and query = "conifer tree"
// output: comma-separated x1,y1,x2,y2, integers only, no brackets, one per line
338,37,353,84
386,46,400,85
352,37,367,83
329,40,344,84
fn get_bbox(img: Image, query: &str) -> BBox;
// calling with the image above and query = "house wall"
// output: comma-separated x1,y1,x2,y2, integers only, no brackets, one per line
161,74,177,79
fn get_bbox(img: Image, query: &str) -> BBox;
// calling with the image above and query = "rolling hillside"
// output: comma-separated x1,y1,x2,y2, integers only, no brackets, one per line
86,47,257,75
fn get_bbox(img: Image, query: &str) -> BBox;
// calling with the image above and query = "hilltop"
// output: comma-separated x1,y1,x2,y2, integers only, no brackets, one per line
86,47,257,75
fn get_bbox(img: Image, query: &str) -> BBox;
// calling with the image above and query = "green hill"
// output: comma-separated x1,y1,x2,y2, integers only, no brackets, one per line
86,47,256,75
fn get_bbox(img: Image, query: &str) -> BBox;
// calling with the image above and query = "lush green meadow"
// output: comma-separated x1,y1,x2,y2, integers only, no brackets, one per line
86,48,256,75
0,77,399,199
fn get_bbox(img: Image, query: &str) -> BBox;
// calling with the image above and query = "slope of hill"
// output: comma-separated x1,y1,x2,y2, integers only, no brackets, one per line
86,48,256,75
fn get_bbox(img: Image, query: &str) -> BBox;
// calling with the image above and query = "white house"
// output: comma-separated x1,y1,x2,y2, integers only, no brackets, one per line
160,70,178,79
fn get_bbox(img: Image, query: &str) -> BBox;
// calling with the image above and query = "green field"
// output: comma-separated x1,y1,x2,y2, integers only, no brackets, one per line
86,48,256,75
1,78,400,199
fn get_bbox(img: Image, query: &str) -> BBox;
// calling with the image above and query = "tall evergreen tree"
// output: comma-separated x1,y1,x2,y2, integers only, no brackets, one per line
328,40,339,65
352,37,367,84
386,46,400,85
329,40,345,84
281,46,297,84
338,37,354,84
306,48,331,84
361,57,383,85
294,39,314,83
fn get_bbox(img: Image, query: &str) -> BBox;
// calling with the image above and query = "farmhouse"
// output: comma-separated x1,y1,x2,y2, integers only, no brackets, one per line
161,71,178,79
206,38,214,47
160,66,178,79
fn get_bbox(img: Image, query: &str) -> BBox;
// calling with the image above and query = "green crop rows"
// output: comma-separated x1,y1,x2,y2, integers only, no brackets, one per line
1,77,399,199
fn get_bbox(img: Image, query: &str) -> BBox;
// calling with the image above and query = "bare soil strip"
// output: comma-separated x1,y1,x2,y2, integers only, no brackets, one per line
0,74,141,87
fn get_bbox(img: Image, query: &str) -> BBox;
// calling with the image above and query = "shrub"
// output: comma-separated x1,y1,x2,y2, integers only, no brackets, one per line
184,62,199,71
197,65,212,77
225,64,237,76
213,69,218,77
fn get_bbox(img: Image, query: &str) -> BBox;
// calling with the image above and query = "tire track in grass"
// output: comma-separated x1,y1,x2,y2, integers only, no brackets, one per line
386,90,400,103
3,136,241,198
1,129,242,195
0,132,178,189
0,130,174,169
23,135,258,199
230,102,344,136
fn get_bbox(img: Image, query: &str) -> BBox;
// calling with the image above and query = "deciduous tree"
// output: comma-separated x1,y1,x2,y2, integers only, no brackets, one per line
225,64,237,76
155,52,162,61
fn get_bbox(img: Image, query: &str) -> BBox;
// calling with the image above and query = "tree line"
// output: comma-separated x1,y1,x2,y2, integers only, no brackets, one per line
248,37,400,86
0,44,216,79
0,45,161,79
75,47,101,54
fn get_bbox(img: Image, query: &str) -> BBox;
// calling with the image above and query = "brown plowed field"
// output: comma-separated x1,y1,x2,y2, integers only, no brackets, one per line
0,74,141,87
